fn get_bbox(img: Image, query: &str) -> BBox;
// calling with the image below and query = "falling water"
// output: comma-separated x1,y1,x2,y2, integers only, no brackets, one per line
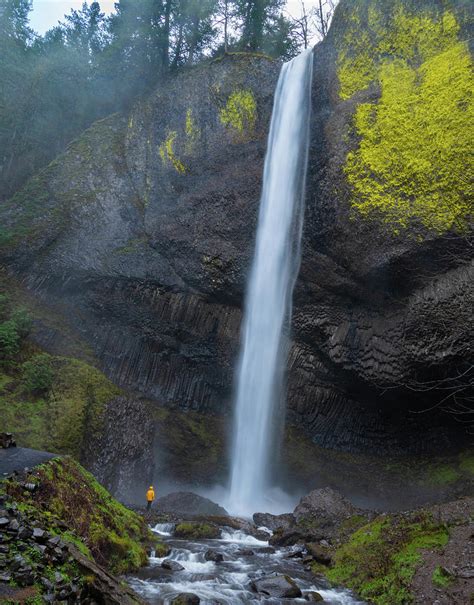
229,49,314,515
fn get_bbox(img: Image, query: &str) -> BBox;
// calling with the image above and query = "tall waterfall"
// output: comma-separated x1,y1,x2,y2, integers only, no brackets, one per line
229,49,313,515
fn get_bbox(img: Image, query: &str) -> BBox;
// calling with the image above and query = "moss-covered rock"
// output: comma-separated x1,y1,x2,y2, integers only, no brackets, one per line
336,1,472,233
5,457,155,575
174,522,221,540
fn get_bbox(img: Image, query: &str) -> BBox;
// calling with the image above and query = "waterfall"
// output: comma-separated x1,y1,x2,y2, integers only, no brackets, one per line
229,49,313,515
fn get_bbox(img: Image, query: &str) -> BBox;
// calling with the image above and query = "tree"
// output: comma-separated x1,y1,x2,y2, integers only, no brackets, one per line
235,0,285,52
313,0,337,39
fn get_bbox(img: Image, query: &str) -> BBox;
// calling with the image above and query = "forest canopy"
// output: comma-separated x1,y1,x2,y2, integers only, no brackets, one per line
0,0,336,200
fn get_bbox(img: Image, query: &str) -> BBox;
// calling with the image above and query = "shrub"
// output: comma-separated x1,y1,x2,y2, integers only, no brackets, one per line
0,320,20,361
22,353,54,394
11,307,32,337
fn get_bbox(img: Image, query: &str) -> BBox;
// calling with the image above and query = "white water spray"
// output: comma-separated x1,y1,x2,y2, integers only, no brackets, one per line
229,49,313,515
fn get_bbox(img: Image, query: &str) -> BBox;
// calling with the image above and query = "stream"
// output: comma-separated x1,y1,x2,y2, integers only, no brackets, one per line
128,525,364,605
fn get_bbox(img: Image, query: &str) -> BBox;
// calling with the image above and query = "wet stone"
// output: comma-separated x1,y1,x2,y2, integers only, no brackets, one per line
161,559,185,572
204,549,224,563
0,518,9,528
0,545,9,554
251,574,302,599
0,572,11,582
171,593,200,605
306,591,325,602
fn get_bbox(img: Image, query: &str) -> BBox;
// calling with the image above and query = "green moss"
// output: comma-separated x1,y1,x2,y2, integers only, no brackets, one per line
432,565,454,588
0,354,120,456
185,109,200,154
459,452,474,475
220,89,257,141
174,522,220,540
339,4,472,234
7,458,151,575
426,464,462,486
327,514,449,605
159,130,186,174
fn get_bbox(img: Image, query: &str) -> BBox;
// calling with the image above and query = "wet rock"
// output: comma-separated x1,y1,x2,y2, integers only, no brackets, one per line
294,488,356,525
251,574,302,599
161,559,185,572
204,549,224,563
253,512,295,531
270,528,325,547
174,523,221,540
237,548,254,556
305,543,332,566
285,548,305,559
0,572,11,582
0,518,9,528
155,492,228,517
259,546,276,554
306,591,325,602
171,594,200,605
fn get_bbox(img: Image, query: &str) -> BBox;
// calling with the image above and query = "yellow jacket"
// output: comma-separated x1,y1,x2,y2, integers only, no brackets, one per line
146,487,155,502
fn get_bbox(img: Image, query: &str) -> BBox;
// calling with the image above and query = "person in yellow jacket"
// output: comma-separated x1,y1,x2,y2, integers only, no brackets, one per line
146,485,155,511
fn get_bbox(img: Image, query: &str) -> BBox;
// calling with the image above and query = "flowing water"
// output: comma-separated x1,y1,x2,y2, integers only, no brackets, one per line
129,525,365,605
229,49,314,516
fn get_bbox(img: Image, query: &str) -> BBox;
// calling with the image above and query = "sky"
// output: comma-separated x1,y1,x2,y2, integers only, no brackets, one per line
29,0,320,35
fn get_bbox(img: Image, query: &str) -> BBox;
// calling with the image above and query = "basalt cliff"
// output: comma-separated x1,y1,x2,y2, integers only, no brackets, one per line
1,0,472,506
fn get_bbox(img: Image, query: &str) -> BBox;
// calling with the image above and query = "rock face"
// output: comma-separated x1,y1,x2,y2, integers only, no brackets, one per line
0,0,472,495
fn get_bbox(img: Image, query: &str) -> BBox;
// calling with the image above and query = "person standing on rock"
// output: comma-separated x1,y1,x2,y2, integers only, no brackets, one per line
146,485,155,511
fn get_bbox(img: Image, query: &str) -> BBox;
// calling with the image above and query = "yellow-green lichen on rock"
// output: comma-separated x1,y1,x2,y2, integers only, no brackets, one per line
338,3,473,233
185,108,201,154
220,89,257,141
159,130,186,174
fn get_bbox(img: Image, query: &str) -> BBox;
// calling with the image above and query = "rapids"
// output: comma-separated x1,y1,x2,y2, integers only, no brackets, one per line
129,526,364,604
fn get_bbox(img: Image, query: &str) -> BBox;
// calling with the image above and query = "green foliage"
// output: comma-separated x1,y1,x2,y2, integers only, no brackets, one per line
220,89,257,140
21,353,54,394
426,463,461,486
327,514,449,605
0,354,120,456
7,457,151,575
10,307,32,337
0,320,20,360
159,130,186,174
432,565,454,588
339,5,473,234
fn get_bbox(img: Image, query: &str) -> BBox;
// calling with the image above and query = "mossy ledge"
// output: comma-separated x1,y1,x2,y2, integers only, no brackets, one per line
322,511,450,604
5,457,157,575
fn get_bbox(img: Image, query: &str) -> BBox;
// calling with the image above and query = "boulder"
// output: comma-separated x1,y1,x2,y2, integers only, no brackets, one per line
204,549,224,563
305,543,332,566
171,594,200,605
305,591,325,602
293,487,356,532
270,528,325,548
154,492,228,517
253,512,295,531
251,575,302,599
174,523,221,540
161,559,185,572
